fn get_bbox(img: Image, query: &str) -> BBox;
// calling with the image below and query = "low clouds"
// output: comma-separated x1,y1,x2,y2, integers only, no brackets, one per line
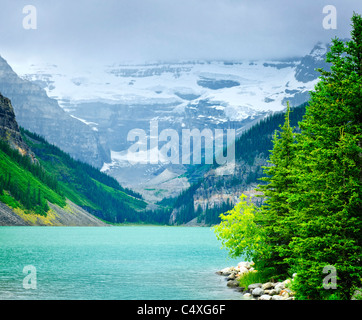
0,0,361,66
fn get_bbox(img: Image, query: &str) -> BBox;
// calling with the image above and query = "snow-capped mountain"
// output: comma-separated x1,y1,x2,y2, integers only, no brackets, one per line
10,42,331,201
17,58,313,115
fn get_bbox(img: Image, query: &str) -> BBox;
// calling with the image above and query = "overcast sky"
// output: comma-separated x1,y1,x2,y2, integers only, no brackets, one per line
0,0,361,67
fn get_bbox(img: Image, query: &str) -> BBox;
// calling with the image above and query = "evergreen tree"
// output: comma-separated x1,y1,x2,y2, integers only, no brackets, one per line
288,13,362,299
256,103,298,278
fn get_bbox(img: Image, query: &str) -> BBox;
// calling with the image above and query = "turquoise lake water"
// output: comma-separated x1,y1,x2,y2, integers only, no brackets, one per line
0,226,244,300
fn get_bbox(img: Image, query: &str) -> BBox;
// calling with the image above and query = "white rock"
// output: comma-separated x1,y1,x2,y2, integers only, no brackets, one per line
248,283,262,290
274,282,285,293
227,273,236,280
238,261,253,269
238,266,249,275
227,280,239,288
352,288,362,300
262,282,274,290
268,289,278,296
271,295,283,300
220,267,233,276
243,293,252,299
258,294,272,300
252,287,264,296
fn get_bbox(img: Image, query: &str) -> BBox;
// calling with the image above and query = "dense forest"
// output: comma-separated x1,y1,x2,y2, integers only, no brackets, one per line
0,124,151,222
0,138,55,215
214,13,362,300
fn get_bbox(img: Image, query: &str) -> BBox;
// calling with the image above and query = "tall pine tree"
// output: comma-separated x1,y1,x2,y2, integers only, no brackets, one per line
256,103,298,278
288,13,362,300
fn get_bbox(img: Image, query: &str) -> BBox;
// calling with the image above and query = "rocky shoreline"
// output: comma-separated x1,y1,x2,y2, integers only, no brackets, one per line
217,262,296,300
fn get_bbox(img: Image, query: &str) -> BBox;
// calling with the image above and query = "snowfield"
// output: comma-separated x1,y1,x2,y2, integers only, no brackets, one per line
14,59,317,119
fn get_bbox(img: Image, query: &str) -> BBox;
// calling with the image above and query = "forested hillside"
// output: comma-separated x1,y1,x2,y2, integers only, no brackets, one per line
157,102,308,225
0,137,64,216
0,91,149,224
0,129,149,224
21,129,148,223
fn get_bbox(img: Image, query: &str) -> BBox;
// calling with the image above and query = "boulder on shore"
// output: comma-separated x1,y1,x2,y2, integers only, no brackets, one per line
251,287,264,297
262,282,274,290
248,283,262,290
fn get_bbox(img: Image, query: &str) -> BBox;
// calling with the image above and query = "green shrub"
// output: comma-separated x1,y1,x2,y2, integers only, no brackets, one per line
238,269,275,289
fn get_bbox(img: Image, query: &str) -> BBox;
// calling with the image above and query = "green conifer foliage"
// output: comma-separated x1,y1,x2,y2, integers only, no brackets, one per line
288,13,362,300
256,103,298,278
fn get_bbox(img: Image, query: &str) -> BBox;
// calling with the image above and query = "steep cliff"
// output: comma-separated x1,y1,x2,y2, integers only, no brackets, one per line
0,92,35,159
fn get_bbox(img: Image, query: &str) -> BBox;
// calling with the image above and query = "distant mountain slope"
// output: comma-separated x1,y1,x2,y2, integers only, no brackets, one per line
158,103,308,225
0,93,147,225
0,92,105,225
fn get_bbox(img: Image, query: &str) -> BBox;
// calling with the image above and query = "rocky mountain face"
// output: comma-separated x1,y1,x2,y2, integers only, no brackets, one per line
0,92,33,159
295,42,331,83
0,56,109,168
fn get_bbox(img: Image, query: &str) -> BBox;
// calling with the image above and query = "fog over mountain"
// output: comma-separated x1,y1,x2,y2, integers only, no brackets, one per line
0,0,360,66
